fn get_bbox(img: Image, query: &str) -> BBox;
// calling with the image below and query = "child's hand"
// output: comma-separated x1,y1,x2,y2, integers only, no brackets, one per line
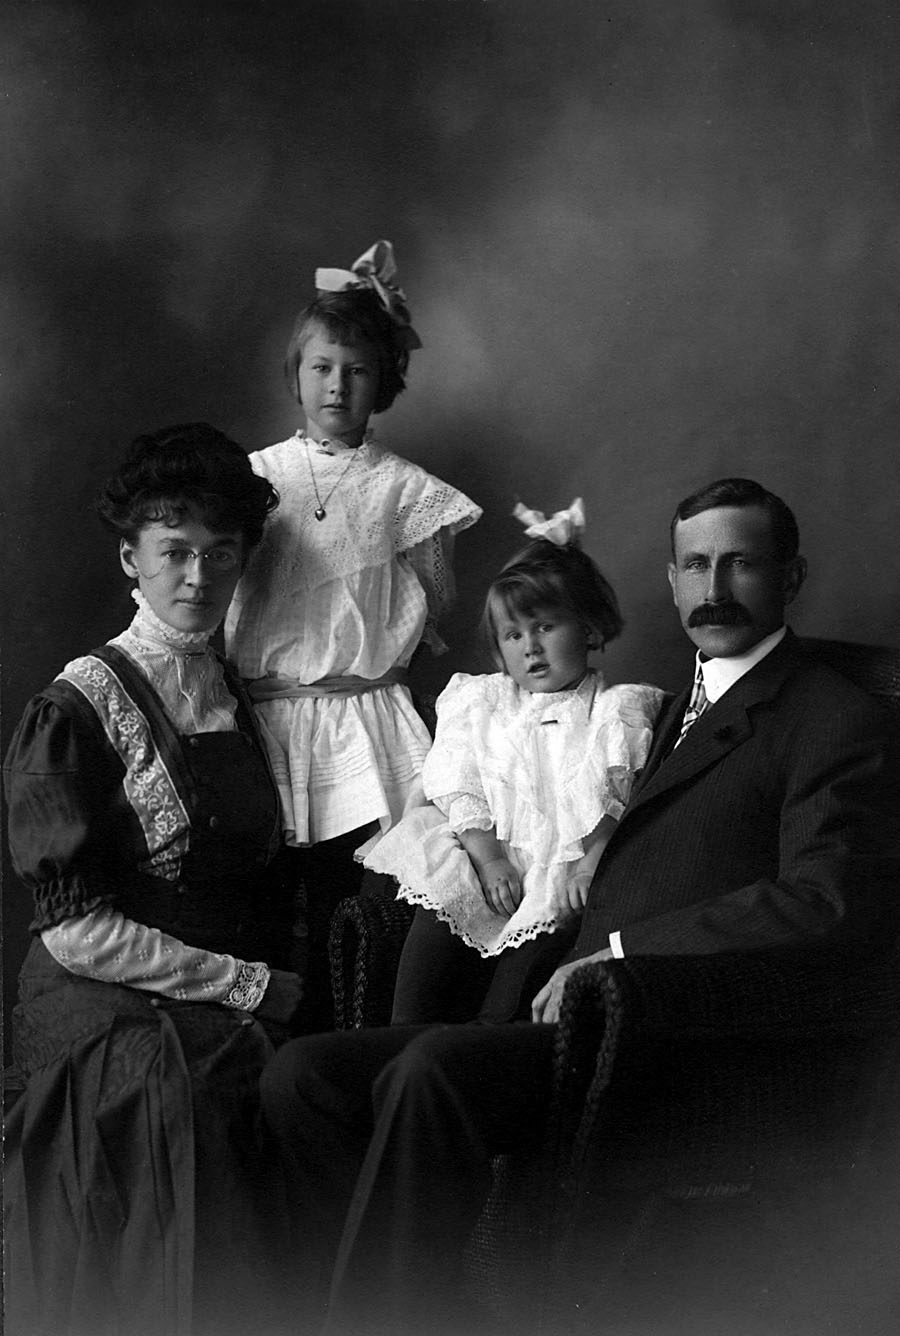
566,872,594,913
548,873,592,920
476,857,523,918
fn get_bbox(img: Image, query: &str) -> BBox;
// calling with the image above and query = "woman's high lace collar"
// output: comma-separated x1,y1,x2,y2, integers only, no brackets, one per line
112,591,237,734
125,589,212,655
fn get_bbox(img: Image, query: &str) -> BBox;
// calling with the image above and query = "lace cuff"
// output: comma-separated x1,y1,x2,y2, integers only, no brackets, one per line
41,907,271,1009
438,791,494,834
225,960,270,1011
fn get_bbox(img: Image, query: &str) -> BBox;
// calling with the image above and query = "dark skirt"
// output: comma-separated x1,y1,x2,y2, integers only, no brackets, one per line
5,942,295,1336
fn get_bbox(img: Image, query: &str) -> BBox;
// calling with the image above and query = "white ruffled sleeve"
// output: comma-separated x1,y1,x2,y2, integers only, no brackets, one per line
565,682,665,830
422,673,496,832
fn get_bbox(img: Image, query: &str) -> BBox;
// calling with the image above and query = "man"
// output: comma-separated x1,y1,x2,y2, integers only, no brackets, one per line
262,478,900,1334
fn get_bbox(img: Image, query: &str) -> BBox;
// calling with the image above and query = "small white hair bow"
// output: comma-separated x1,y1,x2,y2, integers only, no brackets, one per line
512,497,585,547
315,239,422,349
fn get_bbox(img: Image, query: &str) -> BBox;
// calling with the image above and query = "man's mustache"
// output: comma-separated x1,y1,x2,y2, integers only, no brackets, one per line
688,602,752,627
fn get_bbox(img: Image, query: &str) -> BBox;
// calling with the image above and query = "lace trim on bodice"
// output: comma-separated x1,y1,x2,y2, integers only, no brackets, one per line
111,592,237,734
423,672,664,864
235,437,481,597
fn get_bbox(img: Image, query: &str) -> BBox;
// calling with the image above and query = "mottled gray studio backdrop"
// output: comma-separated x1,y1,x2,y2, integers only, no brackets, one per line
3,0,900,1023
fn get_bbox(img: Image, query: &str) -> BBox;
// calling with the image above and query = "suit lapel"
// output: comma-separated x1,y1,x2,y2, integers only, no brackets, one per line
625,631,804,816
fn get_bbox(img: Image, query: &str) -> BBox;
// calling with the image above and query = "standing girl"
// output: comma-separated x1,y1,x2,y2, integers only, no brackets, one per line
363,500,665,1024
225,240,481,1028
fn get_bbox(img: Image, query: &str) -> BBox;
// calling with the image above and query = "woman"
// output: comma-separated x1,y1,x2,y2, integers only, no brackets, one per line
3,424,303,1336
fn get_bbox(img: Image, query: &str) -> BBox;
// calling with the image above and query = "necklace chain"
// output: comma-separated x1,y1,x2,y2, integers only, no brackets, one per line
301,437,360,520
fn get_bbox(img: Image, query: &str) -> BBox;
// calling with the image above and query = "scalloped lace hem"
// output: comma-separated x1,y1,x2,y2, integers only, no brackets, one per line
396,883,564,958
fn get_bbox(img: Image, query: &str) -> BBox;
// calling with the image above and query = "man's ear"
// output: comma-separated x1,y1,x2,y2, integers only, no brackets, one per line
120,539,139,578
667,561,678,605
782,555,807,607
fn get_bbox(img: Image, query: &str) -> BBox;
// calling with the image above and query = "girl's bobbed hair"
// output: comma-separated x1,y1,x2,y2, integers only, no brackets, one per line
284,289,411,415
482,538,624,661
96,423,279,549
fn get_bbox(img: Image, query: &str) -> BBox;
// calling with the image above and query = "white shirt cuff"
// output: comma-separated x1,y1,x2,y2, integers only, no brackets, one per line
609,930,624,958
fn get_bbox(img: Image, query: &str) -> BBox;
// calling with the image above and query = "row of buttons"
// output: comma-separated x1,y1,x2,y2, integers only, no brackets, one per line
184,736,243,831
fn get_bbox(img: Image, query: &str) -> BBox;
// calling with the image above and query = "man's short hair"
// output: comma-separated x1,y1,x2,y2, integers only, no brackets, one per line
670,478,800,563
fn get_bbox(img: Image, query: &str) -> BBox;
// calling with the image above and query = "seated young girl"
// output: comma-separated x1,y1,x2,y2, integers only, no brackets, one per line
363,499,665,1024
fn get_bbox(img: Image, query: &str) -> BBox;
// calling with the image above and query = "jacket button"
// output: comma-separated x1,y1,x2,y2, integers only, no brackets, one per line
187,736,200,748
177,883,188,897
208,815,220,829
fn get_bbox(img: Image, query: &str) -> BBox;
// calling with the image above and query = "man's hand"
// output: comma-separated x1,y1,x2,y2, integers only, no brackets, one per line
255,968,304,1025
476,857,523,918
530,947,613,1024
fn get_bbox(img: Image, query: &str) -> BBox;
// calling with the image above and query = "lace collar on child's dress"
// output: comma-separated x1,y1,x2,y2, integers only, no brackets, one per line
111,590,238,735
517,669,603,723
294,427,375,457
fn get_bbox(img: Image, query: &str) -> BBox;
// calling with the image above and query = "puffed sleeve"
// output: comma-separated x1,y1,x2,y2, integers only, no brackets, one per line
585,683,667,813
421,673,496,831
3,688,122,928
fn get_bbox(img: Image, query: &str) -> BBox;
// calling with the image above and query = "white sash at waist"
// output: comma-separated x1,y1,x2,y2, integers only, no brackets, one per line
245,668,408,703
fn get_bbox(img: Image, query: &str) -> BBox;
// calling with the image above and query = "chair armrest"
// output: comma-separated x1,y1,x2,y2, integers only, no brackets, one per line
549,947,900,1195
328,893,416,1029
600,945,900,1041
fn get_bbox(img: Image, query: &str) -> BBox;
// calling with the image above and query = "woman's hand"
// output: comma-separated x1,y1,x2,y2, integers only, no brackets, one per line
255,968,304,1025
476,856,523,918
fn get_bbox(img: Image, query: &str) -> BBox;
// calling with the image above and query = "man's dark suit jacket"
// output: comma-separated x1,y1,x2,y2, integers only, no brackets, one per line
574,630,900,960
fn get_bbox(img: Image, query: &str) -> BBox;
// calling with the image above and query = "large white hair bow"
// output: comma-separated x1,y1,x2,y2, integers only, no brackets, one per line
315,239,422,349
512,497,585,547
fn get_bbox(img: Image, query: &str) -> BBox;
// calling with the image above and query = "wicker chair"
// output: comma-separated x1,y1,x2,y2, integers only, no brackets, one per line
327,638,900,1331
329,872,416,1029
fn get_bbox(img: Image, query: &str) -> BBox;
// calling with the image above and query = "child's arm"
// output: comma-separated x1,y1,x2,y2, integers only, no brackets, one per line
456,826,522,919
558,814,618,916
402,533,456,651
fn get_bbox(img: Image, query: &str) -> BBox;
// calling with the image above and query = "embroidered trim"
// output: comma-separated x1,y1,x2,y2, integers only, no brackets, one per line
396,881,562,958
239,439,481,595
225,960,270,1010
61,655,191,881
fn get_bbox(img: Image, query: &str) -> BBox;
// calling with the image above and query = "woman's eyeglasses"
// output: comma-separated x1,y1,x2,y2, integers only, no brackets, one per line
152,546,240,573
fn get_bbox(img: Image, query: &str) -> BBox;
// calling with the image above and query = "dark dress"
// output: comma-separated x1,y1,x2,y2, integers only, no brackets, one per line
3,645,294,1336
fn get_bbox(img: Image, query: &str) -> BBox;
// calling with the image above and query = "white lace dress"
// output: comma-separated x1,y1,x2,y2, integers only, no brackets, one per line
224,434,481,844
363,671,664,955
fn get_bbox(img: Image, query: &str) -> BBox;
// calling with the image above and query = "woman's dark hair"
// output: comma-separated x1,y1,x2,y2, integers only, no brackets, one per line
284,289,412,414
482,538,624,660
96,423,279,549
671,477,800,564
